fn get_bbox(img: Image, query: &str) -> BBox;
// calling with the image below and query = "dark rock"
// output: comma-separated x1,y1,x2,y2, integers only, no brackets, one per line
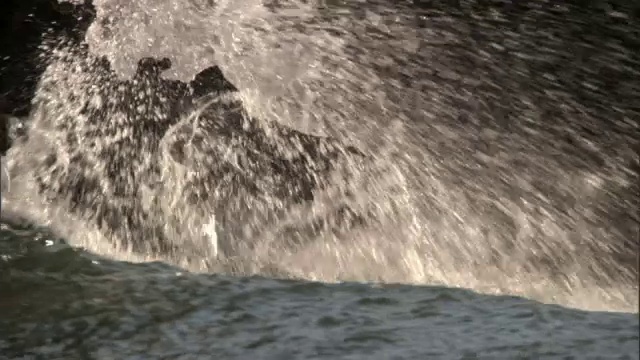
0,99,11,155
0,0,96,117
190,66,238,97
23,47,368,258
1,0,368,259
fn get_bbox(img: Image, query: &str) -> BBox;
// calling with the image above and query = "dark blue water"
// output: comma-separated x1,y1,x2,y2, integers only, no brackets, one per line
0,223,638,359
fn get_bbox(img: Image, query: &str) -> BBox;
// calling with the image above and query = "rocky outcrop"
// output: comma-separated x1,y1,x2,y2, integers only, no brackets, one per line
2,1,375,260
20,45,373,259
1,0,95,154
0,100,11,156
0,0,95,116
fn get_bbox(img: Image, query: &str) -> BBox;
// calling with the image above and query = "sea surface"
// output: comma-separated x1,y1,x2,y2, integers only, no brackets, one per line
1,223,638,359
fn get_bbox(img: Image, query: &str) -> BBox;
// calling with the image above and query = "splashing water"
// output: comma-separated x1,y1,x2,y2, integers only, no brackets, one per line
2,0,638,312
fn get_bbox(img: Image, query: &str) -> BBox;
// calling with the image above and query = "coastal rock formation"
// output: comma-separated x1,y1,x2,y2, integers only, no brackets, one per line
22,48,376,260
2,1,383,261
1,0,95,116
1,0,95,154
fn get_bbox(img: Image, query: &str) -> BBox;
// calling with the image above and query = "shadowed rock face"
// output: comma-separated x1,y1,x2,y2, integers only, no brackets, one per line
25,50,369,258
0,0,96,116
0,100,11,156
2,1,371,259
0,0,95,154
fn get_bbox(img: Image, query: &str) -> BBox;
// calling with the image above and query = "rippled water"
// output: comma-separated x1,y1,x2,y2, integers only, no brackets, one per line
1,224,638,359
1,0,639,358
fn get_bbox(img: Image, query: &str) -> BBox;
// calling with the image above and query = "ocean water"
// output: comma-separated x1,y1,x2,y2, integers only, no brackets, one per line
1,0,639,358
0,223,638,359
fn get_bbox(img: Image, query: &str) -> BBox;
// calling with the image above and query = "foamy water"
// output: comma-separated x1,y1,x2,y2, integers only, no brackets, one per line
2,0,638,315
